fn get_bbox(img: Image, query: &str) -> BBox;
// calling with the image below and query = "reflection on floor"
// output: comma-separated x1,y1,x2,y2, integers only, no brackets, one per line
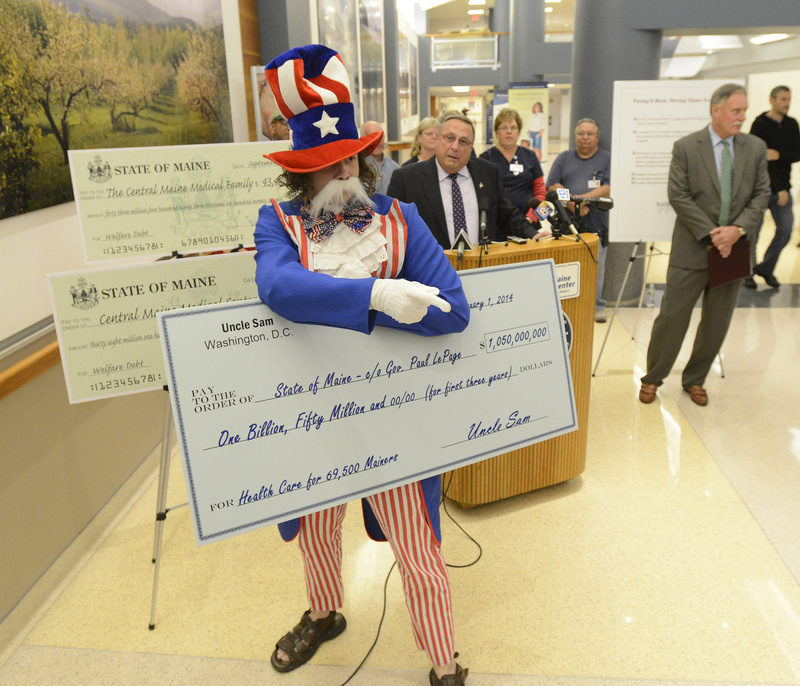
1,235,800,686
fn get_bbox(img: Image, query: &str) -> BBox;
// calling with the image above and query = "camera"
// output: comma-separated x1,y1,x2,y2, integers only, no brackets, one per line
572,196,614,211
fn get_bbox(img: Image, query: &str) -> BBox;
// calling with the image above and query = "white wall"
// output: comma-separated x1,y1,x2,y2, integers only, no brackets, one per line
0,204,87,341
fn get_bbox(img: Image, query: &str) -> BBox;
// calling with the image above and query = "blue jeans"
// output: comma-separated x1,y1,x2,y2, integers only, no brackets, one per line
754,193,793,276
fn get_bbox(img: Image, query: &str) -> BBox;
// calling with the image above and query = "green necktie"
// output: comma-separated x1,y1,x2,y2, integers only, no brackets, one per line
719,139,733,226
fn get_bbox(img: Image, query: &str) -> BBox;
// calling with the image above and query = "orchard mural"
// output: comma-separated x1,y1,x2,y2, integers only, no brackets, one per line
0,0,231,218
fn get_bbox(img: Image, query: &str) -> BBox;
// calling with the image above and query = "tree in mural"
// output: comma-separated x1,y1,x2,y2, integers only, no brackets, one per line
176,26,231,140
10,0,103,165
99,58,174,132
0,0,41,217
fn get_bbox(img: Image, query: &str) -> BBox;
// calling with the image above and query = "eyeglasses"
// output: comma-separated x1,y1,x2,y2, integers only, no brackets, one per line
497,125,519,133
440,133,473,148
421,129,438,138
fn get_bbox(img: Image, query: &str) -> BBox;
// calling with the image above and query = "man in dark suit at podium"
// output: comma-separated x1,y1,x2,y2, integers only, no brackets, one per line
639,83,770,407
387,113,533,249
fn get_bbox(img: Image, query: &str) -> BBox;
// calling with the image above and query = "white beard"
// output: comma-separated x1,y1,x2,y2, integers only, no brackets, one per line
309,176,373,217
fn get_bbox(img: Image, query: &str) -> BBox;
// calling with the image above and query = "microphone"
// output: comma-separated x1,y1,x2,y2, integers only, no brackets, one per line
529,198,555,223
545,189,579,236
452,229,473,267
478,195,489,250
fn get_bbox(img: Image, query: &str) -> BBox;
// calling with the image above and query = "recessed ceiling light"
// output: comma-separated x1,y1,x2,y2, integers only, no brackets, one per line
661,55,707,78
750,33,790,45
468,0,486,5
699,35,742,50
452,86,470,93
468,8,484,14
545,6,553,12
545,0,562,3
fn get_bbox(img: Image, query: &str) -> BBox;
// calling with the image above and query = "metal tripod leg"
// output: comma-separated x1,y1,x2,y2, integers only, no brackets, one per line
631,244,657,341
149,392,173,630
151,392,173,563
592,241,640,377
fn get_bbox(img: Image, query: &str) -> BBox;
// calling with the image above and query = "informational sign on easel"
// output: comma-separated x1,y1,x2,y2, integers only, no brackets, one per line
68,141,289,261
48,252,258,403
609,79,739,242
158,261,578,546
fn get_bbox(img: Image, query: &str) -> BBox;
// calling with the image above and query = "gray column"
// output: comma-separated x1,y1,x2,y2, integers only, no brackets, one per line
508,0,545,83
572,0,662,303
257,0,312,63
383,0,400,146
506,0,571,83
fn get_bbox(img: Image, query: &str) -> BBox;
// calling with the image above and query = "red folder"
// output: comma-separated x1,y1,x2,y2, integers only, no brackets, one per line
707,237,750,289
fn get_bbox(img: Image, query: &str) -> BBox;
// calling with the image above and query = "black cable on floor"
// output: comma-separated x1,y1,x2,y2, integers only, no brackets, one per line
337,560,396,686
441,471,483,569
336,475,482,684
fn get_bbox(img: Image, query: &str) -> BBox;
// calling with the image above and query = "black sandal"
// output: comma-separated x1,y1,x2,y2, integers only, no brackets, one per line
429,654,468,685
270,609,347,673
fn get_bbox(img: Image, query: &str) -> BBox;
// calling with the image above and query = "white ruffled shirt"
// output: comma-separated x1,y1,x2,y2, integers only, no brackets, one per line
310,212,388,279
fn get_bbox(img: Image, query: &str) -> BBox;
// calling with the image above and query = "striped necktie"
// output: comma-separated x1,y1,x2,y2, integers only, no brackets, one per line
719,138,733,226
449,173,467,242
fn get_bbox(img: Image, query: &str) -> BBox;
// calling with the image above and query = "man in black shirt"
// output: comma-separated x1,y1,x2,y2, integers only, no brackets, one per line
745,85,800,289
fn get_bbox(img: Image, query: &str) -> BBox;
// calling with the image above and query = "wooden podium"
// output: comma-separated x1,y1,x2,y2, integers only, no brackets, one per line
443,234,598,506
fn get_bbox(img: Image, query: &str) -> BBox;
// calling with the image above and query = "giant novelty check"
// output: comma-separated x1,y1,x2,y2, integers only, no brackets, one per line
48,252,258,403
159,261,577,546
68,141,289,262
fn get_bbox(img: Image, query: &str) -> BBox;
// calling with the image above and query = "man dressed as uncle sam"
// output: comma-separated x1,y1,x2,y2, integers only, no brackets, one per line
254,45,470,685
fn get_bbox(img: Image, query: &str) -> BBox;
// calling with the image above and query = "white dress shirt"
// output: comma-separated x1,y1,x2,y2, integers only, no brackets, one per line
435,159,479,246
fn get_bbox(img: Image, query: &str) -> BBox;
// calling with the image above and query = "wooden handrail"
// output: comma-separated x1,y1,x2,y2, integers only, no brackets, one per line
0,341,61,402
387,140,412,152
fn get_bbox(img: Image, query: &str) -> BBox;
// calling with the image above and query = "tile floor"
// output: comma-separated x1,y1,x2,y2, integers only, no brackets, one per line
1,225,799,686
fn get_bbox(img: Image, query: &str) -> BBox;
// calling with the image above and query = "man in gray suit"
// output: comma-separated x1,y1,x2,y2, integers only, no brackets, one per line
639,83,770,406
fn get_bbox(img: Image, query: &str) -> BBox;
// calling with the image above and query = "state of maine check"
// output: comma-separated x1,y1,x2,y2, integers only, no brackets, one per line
159,261,577,546
69,141,289,262
48,252,258,403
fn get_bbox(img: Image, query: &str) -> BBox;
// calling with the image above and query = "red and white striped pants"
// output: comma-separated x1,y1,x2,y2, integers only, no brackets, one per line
297,481,455,666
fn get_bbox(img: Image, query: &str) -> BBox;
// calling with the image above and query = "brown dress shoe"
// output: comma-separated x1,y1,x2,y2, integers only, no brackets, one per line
639,382,658,404
684,385,708,406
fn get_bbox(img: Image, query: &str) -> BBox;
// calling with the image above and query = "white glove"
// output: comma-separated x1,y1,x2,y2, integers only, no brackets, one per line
370,279,452,324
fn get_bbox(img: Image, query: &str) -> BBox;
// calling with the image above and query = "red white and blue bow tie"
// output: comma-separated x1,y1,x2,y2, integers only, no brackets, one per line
300,201,374,242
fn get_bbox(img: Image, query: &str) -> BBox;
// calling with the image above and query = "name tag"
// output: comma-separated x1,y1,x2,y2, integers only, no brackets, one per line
509,163,524,175
587,179,601,189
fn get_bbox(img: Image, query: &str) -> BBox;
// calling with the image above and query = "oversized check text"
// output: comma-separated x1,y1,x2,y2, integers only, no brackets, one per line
159,261,577,545
49,252,257,403
69,141,289,261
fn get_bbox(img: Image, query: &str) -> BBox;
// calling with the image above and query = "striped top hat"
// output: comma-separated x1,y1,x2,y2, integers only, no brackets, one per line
263,44,382,173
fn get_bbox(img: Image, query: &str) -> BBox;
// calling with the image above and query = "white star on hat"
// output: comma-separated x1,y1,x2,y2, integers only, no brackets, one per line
313,111,340,138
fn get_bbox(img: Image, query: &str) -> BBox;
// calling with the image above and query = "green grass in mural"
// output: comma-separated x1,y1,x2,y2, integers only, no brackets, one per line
26,93,223,212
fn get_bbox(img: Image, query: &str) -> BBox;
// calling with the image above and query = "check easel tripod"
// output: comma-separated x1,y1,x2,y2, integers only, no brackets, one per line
592,241,725,378
148,389,187,630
